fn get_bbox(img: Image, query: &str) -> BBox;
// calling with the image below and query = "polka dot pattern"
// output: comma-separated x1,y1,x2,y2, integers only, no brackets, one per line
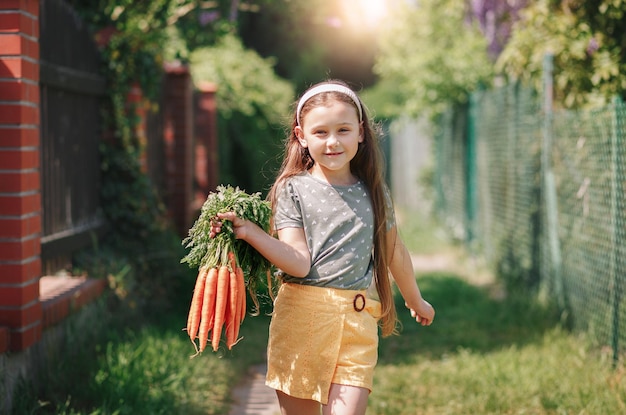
274,172,375,290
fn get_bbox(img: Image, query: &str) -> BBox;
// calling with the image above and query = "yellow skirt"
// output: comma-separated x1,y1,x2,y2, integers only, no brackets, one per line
265,283,382,404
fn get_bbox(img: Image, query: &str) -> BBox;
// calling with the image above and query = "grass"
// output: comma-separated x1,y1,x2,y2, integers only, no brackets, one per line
12,211,626,414
368,210,626,414
371,271,626,414
12,300,272,415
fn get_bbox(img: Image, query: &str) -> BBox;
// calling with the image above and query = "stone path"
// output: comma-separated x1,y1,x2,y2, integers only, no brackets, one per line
229,363,281,415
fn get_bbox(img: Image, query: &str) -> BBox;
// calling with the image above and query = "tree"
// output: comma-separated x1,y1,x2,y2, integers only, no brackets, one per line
238,0,383,92
496,0,626,108
369,0,493,118
469,0,528,59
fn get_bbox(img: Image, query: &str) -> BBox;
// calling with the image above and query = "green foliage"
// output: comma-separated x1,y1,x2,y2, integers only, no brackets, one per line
69,0,172,101
170,2,236,54
190,33,293,123
74,226,195,313
189,34,294,192
181,185,272,292
68,0,171,225
360,79,409,121
99,143,165,241
65,0,293,314
496,0,626,108
67,0,197,312
372,0,494,119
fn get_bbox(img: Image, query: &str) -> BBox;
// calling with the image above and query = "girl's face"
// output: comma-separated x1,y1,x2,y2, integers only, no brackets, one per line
295,99,363,185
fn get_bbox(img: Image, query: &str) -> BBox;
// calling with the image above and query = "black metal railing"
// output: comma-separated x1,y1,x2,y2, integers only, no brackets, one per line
39,0,107,273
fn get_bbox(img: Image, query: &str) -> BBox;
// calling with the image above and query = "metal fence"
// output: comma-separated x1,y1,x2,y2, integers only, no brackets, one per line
39,0,107,273
434,69,626,362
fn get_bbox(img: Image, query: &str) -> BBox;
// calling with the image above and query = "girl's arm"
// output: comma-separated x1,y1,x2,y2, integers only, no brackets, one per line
210,212,311,278
387,226,435,326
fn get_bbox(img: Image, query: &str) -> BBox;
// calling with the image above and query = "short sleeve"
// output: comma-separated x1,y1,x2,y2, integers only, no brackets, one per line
274,179,304,230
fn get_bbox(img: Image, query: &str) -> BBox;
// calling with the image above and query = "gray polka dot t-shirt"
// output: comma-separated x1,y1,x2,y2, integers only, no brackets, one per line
274,172,379,290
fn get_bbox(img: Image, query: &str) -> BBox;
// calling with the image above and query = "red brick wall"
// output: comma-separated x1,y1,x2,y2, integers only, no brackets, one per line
0,0,42,352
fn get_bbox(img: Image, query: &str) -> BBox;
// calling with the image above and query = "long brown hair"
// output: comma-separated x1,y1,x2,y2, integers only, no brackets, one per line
268,80,398,337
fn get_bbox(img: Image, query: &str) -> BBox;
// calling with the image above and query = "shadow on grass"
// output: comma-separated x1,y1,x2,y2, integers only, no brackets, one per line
379,271,561,365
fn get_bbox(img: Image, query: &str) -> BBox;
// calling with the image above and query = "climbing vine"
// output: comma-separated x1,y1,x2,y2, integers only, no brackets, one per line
67,1,294,310
67,0,174,239
68,0,191,310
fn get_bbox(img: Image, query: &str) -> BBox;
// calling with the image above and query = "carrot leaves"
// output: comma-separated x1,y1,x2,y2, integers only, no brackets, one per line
181,185,272,307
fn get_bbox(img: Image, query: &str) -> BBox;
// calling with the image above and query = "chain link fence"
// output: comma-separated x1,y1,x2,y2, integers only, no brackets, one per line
432,74,626,361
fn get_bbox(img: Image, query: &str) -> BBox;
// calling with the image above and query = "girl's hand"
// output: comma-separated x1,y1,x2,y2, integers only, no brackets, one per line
209,212,249,240
211,212,310,278
405,299,435,326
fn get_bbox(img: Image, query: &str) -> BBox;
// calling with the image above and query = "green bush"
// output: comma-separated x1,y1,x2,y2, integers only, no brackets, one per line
190,33,294,193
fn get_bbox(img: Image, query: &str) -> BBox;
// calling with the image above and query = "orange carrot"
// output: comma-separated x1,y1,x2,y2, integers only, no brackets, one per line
230,266,245,347
225,302,234,349
237,266,246,324
212,265,231,352
186,267,208,350
225,251,242,349
197,267,218,355
226,268,240,349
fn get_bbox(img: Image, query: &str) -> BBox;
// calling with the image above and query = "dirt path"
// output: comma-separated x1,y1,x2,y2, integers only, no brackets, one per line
411,251,502,298
228,363,280,415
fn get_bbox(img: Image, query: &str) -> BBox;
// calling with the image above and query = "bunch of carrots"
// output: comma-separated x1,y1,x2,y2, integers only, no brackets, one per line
186,253,245,355
181,185,272,356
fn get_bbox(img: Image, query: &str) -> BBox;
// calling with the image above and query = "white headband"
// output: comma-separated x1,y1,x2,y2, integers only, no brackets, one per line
296,84,363,126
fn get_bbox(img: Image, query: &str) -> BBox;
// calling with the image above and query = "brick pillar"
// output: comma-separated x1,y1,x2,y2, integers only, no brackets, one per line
163,62,193,236
0,0,42,352
194,82,218,211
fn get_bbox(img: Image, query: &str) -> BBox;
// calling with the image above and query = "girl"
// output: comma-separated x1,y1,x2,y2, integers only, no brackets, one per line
211,80,435,415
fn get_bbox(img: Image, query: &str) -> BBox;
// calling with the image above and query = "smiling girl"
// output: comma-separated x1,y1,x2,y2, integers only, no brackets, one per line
210,80,435,415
